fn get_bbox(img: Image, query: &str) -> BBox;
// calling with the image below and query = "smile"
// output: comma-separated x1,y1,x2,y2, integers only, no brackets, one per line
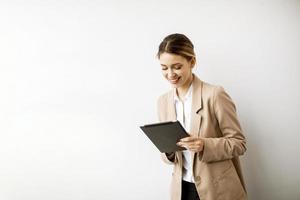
169,77,181,84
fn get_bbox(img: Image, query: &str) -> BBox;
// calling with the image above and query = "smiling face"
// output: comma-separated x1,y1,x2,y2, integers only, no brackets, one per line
159,52,195,90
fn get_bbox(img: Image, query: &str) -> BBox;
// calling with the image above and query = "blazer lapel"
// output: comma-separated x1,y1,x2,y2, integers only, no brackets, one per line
190,74,203,165
190,74,203,137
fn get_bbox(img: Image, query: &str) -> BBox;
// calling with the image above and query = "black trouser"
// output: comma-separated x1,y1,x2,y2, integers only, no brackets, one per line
181,180,200,200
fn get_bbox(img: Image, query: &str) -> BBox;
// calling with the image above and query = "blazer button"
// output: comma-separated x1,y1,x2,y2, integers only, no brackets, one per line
195,176,201,182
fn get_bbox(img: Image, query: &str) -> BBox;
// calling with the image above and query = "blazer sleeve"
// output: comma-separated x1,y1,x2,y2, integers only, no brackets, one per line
199,86,247,163
157,95,177,165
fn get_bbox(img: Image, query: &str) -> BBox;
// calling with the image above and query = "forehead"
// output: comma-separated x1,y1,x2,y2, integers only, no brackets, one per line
159,53,186,65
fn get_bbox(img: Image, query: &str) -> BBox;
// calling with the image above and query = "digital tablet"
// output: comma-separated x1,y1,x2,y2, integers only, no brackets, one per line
140,120,189,153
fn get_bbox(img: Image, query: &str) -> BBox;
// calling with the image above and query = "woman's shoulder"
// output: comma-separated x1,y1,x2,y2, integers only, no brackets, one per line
199,79,225,98
200,79,235,108
193,74,223,93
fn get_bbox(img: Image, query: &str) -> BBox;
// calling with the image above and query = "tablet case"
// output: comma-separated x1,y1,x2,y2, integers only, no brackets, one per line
140,120,189,153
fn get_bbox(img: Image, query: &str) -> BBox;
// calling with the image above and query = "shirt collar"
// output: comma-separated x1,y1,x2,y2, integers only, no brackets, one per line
173,80,193,102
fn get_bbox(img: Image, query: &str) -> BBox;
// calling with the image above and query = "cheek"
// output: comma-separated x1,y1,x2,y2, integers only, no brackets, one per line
181,69,190,77
175,70,184,78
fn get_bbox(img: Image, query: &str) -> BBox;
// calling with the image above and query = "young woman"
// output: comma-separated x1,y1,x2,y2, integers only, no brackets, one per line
156,33,248,200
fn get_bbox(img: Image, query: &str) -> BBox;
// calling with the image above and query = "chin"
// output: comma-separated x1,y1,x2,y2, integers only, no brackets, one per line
171,83,182,88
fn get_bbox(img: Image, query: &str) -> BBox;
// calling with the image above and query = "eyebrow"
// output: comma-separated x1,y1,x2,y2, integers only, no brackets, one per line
160,63,182,67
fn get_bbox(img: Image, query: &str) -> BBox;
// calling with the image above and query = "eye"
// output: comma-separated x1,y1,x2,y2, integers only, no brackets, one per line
161,67,168,70
174,65,182,70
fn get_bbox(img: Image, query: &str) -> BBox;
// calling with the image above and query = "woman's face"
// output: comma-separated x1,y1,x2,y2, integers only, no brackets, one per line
159,52,195,88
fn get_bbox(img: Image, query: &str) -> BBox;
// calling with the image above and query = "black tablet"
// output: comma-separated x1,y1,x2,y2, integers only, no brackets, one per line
140,120,189,153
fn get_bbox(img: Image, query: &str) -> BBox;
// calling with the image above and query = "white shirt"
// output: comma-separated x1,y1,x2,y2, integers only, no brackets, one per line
173,82,195,183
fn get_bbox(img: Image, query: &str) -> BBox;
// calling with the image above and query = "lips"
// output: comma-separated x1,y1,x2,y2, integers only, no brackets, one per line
169,77,181,84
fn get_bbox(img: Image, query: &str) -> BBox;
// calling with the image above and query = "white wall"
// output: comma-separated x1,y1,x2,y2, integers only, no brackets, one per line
0,0,299,199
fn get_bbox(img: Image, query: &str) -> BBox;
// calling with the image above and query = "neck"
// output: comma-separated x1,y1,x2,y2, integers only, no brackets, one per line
176,74,194,100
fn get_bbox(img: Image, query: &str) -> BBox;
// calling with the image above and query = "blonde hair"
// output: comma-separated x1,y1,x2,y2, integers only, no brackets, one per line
156,33,196,61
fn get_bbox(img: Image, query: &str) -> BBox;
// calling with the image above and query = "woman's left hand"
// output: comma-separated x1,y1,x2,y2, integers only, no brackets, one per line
176,136,204,153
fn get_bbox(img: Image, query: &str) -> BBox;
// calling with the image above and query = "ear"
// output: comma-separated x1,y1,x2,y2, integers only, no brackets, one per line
190,57,196,68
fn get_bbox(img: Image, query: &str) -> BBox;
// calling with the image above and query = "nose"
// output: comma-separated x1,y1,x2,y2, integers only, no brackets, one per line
167,68,176,79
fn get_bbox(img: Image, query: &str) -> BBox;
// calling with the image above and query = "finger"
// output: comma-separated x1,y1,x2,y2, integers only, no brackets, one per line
182,143,203,151
186,144,200,149
177,142,191,149
177,141,192,147
180,136,197,142
179,139,202,145
177,141,191,148
184,146,198,152
180,143,197,149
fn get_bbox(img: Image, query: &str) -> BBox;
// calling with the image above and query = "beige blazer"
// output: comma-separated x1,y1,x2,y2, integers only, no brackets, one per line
157,74,247,200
